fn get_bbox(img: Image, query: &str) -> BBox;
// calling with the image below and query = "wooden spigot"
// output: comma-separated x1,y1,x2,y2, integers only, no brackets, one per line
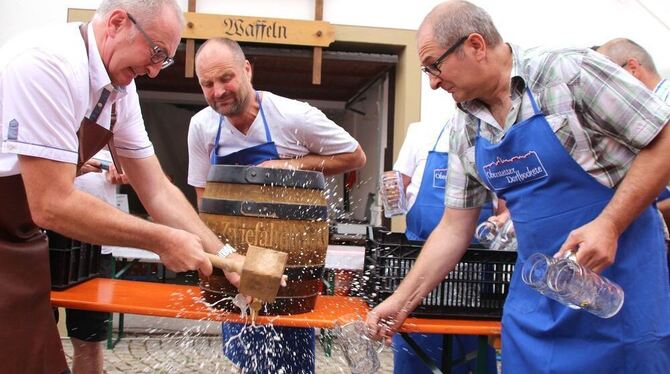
206,245,288,303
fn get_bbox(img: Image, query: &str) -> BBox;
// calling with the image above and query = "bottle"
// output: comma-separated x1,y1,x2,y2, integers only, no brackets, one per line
379,171,407,218
521,252,624,318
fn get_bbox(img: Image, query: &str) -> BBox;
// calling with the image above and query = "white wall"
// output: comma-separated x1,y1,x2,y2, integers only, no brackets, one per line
2,0,669,126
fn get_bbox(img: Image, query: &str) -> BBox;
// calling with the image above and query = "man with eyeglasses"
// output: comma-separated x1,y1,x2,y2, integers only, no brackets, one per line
366,1,670,372
0,1,245,373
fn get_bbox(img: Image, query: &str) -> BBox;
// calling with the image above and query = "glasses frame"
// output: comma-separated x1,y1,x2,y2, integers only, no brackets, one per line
127,13,174,69
421,35,469,77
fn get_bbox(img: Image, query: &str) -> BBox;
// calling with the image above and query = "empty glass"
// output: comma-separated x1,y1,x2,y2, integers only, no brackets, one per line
522,252,624,318
475,220,498,246
380,171,407,218
476,218,518,251
333,314,383,373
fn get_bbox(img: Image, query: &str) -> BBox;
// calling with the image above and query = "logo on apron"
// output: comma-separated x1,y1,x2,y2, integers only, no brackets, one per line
433,168,448,189
483,151,548,191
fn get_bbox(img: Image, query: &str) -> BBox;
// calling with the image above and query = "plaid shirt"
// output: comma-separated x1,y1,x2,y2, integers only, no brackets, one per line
655,78,670,104
446,44,670,209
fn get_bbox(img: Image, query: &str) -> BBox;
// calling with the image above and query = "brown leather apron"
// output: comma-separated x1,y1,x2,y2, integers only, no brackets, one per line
0,23,122,373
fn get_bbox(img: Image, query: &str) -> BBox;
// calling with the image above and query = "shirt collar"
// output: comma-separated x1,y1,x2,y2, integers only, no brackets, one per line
457,43,527,115
85,23,126,100
653,78,668,94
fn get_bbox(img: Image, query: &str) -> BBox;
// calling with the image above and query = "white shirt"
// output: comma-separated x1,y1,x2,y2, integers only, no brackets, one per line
0,22,153,177
75,149,116,254
393,121,450,210
187,91,360,187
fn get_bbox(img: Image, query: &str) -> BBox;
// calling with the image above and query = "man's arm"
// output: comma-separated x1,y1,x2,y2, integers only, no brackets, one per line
366,206,480,343
259,145,366,176
19,155,213,275
557,121,670,273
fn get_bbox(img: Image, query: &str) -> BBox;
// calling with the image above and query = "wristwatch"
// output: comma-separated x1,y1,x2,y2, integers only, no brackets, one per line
217,243,237,258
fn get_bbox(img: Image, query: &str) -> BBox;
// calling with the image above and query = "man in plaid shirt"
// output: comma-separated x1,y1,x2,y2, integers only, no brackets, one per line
367,1,670,372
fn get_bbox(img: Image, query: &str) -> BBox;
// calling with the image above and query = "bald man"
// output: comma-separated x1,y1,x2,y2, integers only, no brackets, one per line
188,37,366,374
367,1,670,372
597,38,670,227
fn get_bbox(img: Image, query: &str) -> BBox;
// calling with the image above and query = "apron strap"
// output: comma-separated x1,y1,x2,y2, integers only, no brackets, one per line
525,87,542,115
431,122,448,151
211,116,225,164
211,91,273,163
256,91,273,143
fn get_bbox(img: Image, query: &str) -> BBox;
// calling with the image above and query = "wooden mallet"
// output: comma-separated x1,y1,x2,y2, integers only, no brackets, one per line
206,245,288,303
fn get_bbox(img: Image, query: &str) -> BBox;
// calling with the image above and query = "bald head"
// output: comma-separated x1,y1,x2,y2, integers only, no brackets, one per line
597,38,661,90
597,38,658,74
195,38,246,74
419,0,502,50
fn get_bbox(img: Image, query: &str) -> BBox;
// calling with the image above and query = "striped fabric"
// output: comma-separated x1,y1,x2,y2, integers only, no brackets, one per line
445,44,670,209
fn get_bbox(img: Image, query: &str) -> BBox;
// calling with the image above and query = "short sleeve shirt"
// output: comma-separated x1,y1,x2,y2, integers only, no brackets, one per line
187,91,360,187
0,22,153,177
393,121,450,210
445,45,670,209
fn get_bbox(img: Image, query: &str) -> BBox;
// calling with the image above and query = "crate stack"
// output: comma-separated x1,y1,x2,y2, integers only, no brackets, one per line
362,227,517,319
47,231,102,290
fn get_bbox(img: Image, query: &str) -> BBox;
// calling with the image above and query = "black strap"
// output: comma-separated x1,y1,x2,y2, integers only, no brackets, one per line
200,198,328,221
206,165,326,190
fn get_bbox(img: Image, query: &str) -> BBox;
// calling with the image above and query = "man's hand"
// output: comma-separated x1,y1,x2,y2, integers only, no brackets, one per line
105,163,129,185
365,295,412,346
258,159,298,170
554,217,619,274
157,228,213,276
77,159,105,176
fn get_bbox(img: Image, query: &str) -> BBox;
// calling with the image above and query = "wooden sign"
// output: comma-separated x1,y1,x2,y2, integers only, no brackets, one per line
183,12,335,47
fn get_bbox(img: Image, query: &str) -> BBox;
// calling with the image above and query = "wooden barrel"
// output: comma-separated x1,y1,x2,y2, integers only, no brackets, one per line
199,165,329,315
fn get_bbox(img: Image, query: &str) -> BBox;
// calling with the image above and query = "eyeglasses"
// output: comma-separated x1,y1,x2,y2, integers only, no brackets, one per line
420,35,469,77
127,13,174,69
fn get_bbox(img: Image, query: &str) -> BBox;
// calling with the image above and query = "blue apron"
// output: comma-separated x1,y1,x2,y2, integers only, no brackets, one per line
405,124,492,241
475,88,670,373
395,124,496,374
215,92,315,374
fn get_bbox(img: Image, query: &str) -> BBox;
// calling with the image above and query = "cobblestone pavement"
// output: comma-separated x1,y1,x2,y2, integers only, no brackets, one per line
61,332,395,374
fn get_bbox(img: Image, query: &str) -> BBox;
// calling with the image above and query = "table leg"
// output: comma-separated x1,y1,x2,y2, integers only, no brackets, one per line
400,332,443,374
476,335,488,374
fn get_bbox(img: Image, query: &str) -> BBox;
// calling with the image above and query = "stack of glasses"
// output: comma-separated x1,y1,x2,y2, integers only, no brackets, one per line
521,252,624,318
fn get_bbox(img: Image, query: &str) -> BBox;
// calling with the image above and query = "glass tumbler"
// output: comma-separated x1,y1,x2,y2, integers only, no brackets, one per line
380,171,407,218
547,256,624,318
475,220,498,246
521,253,580,309
333,314,383,374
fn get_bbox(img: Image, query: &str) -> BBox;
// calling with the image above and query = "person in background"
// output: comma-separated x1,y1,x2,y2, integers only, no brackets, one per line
188,37,366,374
388,119,496,373
596,38,670,228
52,150,127,374
0,1,243,372
366,1,670,372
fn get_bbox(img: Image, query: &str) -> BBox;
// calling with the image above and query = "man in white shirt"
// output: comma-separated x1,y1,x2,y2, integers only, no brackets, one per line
0,2,243,372
188,37,366,374
388,120,495,374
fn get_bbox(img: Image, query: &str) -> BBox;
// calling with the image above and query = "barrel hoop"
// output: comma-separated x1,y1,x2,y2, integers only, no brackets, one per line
200,199,328,221
207,165,326,189
284,265,324,281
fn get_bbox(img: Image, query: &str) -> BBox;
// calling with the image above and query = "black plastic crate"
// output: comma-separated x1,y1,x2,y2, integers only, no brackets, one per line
47,231,102,290
363,227,517,319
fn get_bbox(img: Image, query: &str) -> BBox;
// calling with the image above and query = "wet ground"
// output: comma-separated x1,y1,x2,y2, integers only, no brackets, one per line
61,330,396,373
